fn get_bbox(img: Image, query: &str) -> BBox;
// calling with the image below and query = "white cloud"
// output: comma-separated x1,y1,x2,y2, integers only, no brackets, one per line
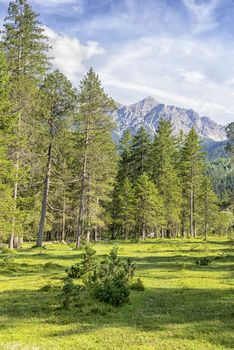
182,0,220,33
97,35,234,124
178,69,205,84
45,27,105,82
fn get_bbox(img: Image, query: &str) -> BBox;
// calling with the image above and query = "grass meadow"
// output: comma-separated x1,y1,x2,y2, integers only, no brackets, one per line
0,238,233,350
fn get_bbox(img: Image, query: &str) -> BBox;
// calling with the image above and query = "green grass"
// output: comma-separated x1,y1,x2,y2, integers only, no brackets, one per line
0,238,233,350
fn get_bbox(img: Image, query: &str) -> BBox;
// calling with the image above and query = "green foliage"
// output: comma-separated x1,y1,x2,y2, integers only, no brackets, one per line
66,245,97,279
63,246,136,307
135,173,164,238
130,278,145,291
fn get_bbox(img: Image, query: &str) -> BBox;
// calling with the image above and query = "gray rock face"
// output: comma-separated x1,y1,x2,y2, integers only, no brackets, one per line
112,96,226,141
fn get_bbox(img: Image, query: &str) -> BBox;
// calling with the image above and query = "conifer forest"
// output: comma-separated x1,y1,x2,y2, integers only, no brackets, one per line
0,1,233,350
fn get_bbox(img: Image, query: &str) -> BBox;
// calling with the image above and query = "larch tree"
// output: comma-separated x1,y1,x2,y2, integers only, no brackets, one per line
36,70,77,247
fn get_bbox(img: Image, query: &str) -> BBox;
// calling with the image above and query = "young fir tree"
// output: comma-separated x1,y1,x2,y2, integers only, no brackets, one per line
1,0,51,247
0,49,15,242
180,128,205,237
129,127,151,182
36,70,77,247
151,119,182,237
75,68,116,247
135,173,164,239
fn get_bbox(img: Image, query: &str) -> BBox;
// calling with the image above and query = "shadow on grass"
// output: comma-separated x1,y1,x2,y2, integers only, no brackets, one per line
0,286,233,349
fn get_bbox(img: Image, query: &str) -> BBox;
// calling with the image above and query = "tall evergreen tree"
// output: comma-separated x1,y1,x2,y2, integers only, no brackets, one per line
180,128,205,237
36,70,77,247
1,0,51,247
115,177,135,240
135,173,164,239
198,177,218,240
75,68,116,247
129,127,151,181
151,119,182,237
0,49,15,242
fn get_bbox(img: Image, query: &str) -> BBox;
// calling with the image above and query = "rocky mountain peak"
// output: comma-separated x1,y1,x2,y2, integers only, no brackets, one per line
111,97,226,141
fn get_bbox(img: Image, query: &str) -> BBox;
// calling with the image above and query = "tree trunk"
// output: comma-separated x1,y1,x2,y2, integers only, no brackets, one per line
190,190,194,237
94,226,98,241
76,123,89,248
37,143,52,247
61,187,66,242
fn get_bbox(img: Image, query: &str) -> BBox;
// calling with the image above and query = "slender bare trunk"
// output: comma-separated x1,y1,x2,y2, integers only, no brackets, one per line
37,143,52,247
190,166,194,237
94,226,98,241
76,124,89,248
61,187,66,242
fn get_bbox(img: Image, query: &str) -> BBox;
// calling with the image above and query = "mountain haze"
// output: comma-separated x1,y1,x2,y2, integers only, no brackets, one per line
112,96,226,141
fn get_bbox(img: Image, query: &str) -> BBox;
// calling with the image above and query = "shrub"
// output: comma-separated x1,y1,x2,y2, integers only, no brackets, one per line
196,257,212,266
130,278,145,291
66,245,97,279
61,246,137,308
60,277,81,309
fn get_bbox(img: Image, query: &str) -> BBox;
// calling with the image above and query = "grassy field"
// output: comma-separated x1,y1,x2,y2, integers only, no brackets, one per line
0,238,233,350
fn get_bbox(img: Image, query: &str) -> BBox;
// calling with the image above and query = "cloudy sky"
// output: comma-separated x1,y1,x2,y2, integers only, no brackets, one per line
0,0,234,125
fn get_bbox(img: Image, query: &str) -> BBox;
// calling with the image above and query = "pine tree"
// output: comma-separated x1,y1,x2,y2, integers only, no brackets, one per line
180,128,205,237
75,68,116,247
36,70,77,247
135,173,164,239
129,127,151,182
151,119,182,237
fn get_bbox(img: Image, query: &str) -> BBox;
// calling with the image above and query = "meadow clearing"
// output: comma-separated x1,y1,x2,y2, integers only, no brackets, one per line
0,238,233,350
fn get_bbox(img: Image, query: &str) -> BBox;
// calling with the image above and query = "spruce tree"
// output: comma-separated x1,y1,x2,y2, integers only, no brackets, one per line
0,49,15,242
116,177,135,239
180,128,205,237
151,119,182,237
129,127,151,181
110,130,132,239
1,0,51,247
135,173,164,239
198,177,218,240
75,68,116,247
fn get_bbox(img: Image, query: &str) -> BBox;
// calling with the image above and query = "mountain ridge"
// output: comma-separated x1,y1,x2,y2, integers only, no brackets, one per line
112,96,226,141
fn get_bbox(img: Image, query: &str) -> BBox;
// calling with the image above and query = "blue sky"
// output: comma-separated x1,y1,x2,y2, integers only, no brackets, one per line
0,0,234,124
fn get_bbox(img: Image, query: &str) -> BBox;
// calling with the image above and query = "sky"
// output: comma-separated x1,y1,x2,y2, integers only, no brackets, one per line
0,0,234,125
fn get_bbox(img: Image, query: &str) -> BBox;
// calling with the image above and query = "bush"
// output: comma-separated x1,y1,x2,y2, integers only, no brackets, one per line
61,246,137,308
60,277,81,309
66,245,97,279
130,278,145,291
196,257,212,266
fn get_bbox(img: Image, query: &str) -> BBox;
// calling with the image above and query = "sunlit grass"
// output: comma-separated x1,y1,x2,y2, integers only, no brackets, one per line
0,238,233,350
